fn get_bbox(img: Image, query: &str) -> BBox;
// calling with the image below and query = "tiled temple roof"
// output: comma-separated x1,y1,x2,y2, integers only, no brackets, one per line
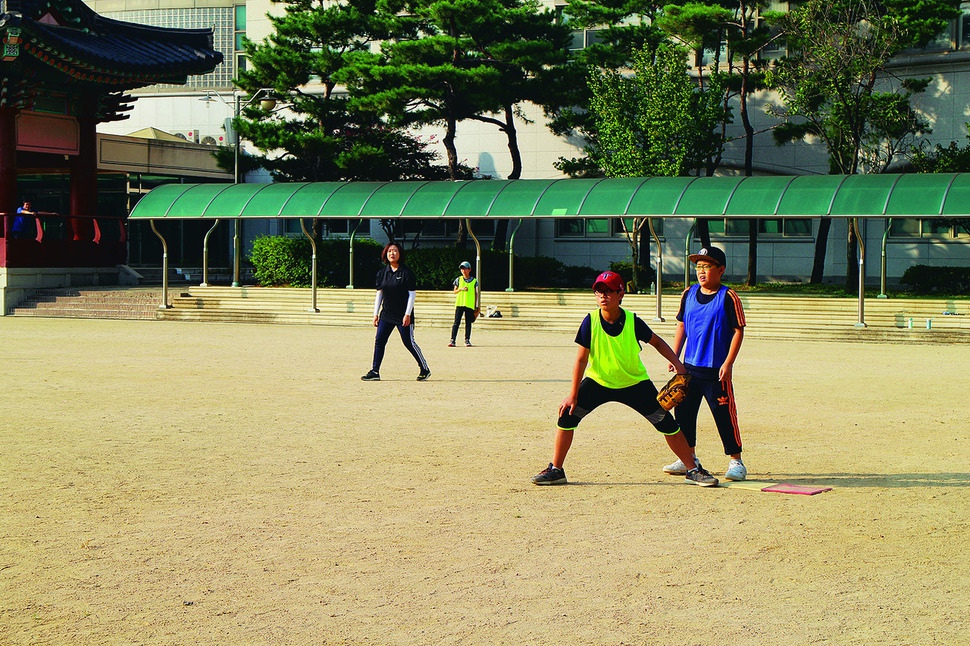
1,0,223,86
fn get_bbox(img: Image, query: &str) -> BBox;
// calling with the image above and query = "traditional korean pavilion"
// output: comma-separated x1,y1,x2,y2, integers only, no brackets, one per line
0,0,222,273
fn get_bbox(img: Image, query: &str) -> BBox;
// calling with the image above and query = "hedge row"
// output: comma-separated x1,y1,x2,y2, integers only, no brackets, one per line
248,235,653,291
900,264,970,295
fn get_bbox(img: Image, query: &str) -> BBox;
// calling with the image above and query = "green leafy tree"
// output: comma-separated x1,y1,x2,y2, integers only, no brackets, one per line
233,0,450,183
767,0,952,286
910,129,970,236
588,43,728,291
341,0,571,248
659,1,786,285
548,1,667,178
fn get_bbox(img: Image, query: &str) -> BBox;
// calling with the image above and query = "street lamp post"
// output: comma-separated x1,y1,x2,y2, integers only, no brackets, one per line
229,88,275,287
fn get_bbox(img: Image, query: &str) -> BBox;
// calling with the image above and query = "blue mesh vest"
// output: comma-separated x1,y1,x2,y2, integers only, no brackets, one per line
683,284,729,369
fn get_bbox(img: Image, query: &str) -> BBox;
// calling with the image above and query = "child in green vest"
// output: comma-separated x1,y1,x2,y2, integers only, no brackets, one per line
449,261,479,347
531,271,718,487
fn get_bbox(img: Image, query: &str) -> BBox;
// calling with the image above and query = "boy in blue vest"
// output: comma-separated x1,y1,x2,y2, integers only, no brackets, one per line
531,270,718,487
663,246,747,481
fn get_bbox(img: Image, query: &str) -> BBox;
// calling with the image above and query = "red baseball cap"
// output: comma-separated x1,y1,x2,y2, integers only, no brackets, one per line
592,271,624,293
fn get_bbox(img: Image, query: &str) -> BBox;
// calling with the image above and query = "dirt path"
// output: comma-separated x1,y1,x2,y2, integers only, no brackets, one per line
1,317,968,645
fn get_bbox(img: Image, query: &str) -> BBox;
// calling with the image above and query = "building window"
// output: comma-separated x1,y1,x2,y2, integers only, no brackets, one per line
103,8,234,89
556,218,613,237
556,217,664,238
889,218,966,238
555,4,603,52
585,218,611,236
614,217,664,238
370,219,496,239
568,29,604,52
557,218,585,237
709,218,812,237
235,4,247,71
283,219,356,237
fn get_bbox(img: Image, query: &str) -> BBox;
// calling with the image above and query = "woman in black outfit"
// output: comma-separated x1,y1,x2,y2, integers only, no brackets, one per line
361,242,431,381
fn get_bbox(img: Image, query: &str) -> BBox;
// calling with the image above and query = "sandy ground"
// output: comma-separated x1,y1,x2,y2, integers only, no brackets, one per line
1,315,968,645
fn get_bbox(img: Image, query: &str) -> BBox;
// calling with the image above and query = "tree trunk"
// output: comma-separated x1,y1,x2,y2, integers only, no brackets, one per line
443,116,459,180
740,53,758,286
640,224,651,290
630,234,640,294
846,219,858,290
746,221,758,286
443,116,468,246
504,105,522,180
492,105,522,252
695,218,711,248
811,218,831,284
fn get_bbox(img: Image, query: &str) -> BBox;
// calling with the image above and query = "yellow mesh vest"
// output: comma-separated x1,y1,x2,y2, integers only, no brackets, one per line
584,309,649,388
454,277,477,308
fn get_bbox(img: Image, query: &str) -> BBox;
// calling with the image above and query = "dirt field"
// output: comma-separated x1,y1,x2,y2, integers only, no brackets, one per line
1,316,968,645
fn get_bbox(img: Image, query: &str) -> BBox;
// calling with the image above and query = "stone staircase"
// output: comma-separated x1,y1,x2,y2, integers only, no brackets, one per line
9,285,970,343
8,287,163,320
156,286,970,344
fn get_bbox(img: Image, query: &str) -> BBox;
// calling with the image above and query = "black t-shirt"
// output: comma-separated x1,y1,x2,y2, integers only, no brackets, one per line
376,263,417,324
574,309,655,348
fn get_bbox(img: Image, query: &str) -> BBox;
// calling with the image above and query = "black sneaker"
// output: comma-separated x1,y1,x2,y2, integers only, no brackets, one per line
531,463,567,485
361,370,380,381
685,467,719,487
417,369,431,381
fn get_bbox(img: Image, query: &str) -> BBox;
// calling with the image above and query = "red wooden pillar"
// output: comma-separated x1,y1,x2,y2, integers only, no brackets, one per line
69,107,97,241
0,108,17,244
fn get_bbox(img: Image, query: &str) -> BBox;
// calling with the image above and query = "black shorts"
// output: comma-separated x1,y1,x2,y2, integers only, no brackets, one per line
557,378,679,435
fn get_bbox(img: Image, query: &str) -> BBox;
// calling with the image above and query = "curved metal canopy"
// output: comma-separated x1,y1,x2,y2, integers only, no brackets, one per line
128,174,970,220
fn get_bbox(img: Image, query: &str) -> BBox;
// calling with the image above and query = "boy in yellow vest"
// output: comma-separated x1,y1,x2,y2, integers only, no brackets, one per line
449,261,480,347
531,271,718,487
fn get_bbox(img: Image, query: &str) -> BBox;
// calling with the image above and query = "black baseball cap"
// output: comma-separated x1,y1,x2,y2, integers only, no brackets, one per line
688,246,726,267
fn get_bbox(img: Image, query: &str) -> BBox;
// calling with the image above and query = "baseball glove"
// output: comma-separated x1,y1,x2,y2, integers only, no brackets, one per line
657,373,691,411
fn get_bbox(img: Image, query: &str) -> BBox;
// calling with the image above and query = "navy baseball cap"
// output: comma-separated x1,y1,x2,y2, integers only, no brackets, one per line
689,246,726,267
592,271,624,293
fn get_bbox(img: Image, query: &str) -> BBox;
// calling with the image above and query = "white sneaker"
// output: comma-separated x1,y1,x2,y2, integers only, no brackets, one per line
725,459,747,481
663,458,691,475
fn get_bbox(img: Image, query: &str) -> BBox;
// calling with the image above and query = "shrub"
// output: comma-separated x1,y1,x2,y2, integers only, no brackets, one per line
250,236,312,287
608,261,657,293
249,236,598,290
250,235,383,287
899,264,970,295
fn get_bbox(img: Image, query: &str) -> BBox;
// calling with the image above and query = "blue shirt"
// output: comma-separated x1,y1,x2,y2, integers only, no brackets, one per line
677,284,745,379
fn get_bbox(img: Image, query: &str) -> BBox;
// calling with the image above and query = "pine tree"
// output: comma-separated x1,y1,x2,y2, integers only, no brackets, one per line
233,0,450,182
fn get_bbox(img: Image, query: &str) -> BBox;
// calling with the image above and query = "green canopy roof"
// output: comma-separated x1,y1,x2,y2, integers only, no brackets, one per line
128,174,970,220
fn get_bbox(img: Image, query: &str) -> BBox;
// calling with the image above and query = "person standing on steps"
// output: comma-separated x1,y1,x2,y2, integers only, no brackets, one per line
449,261,479,347
361,242,431,382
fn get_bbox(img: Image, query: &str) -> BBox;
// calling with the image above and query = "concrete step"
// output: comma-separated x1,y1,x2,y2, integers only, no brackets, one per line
153,286,970,343
11,285,969,343
10,288,163,320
